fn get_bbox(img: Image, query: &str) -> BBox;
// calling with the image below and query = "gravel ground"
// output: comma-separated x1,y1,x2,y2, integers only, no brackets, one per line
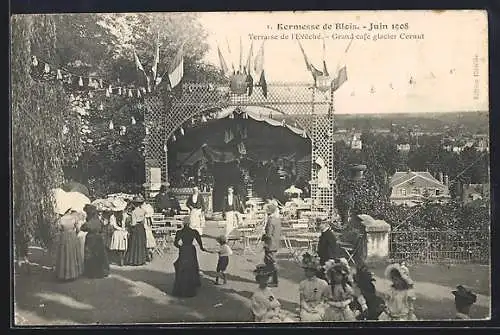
13,221,491,325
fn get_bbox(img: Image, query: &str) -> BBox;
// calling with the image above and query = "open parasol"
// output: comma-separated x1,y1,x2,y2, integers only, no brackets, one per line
284,185,303,195
52,188,91,215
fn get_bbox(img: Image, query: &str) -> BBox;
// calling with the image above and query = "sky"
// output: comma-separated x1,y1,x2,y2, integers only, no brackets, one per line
197,10,488,114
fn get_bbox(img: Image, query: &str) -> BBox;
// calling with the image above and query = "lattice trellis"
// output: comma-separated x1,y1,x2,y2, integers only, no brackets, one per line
144,82,337,219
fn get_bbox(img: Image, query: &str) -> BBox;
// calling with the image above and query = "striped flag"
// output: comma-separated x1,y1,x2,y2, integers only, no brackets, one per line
133,49,146,73
332,66,347,91
218,45,229,76
152,31,160,83
168,43,184,89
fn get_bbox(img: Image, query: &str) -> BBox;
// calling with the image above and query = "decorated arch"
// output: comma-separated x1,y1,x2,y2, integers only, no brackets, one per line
143,81,337,219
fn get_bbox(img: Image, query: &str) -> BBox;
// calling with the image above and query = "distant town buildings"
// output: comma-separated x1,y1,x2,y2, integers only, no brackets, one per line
389,170,450,207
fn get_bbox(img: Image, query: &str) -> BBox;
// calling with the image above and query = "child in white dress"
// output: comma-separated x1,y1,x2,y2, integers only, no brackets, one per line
378,262,417,321
250,264,295,323
299,253,330,321
323,260,357,321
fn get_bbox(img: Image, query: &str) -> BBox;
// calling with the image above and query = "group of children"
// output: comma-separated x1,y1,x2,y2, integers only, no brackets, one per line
246,253,479,322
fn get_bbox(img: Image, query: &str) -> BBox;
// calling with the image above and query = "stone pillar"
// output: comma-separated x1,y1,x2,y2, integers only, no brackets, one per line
356,214,391,263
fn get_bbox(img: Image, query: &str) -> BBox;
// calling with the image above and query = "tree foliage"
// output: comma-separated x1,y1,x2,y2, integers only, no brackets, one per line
12,15,82,258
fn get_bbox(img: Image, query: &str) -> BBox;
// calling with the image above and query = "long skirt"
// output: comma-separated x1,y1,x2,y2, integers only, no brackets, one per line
77,231,87,274
172,244,201,297
83,232,110,278
55,230,83,280
189,209,204,236
125,223,148,266
324,304,357,321
109,230,128,251
145,225,157,249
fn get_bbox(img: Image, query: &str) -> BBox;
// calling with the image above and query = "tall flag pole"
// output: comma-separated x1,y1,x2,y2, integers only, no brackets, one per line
167,42,185,89
297,40,322,81
245,40,254,96
225,37,236,74
133,48,150,91
239,36,243,73
322,38,329,77
152,31,160,85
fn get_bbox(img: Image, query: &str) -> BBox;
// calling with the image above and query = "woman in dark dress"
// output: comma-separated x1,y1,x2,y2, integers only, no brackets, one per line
124,195,148,266
81,204,110,278
172,216,210,297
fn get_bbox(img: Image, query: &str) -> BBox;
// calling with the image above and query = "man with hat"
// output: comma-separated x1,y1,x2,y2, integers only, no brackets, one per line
316,218,340,281
261,202,282,287
452,285,477,319
299,253,330,321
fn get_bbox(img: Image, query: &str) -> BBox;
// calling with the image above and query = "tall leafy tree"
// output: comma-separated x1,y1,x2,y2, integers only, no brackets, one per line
12,15,82,259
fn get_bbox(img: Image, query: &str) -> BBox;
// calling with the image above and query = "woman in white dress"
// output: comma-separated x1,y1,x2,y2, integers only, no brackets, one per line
186,187,206,236
141,201,157,262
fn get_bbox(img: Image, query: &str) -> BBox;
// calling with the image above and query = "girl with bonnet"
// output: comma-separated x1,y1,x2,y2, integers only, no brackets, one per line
323,260,357,321
298,253,330,321
250,264,294,322
378,262,417,321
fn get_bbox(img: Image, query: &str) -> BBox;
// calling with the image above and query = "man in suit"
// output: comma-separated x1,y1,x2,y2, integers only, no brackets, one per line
316,218,340,281
222,186,244,236
261,203,282,287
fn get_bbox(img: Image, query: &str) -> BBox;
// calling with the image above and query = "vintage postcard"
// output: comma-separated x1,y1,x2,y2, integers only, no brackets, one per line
11,10,490,325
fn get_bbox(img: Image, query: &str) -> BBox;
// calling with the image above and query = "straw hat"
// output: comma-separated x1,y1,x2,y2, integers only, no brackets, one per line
110,198,127,212
253,264,273,278
301,252,320,270
384,263,414,286
131,195,145,203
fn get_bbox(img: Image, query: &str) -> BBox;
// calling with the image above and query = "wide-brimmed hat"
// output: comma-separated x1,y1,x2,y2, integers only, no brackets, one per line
253,264,273,278
324,259,350,276
301,252,320,270
452,285,477,305
110,198,127,212
131,195,145,203
265,203,278,215
384,263,414,286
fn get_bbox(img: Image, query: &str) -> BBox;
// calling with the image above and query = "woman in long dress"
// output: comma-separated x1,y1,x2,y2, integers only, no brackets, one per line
141,201,157,262
186,187,205,236
172,216,210,298
124,196,148,266
54,209,83,281
73,210,87,275
81,205,110,278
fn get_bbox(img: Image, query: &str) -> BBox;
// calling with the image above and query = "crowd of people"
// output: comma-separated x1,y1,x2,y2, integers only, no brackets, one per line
52,185,479,322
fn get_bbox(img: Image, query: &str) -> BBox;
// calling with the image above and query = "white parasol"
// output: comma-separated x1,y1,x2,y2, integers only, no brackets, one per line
52,188,91,215
284,185,303,195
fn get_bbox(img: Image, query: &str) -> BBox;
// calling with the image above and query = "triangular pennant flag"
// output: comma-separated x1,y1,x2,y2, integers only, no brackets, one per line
172,134,176,142
167,42,184,89
246,41,253,77
163,143,167,152
152,31,160,82
259,70,268,98
78,77,84,86
85,101,90,109
145,126,150,135
99,103,104,111
99,79,103,88
180,127,184,136
118,87,122,95
106,87,110,97
56,69,62,80
201,115,207,123
217,45,229,76
128,89,133,97
109,120,114,130
70,94,75,101
88,91,93,98
44,63,50,73
131,117,136,125
137,89,141,98
120,126,127,135
254,42,265,77
31,56,38,67
332,66,347,91
88,77,93,87
133,49,146,73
